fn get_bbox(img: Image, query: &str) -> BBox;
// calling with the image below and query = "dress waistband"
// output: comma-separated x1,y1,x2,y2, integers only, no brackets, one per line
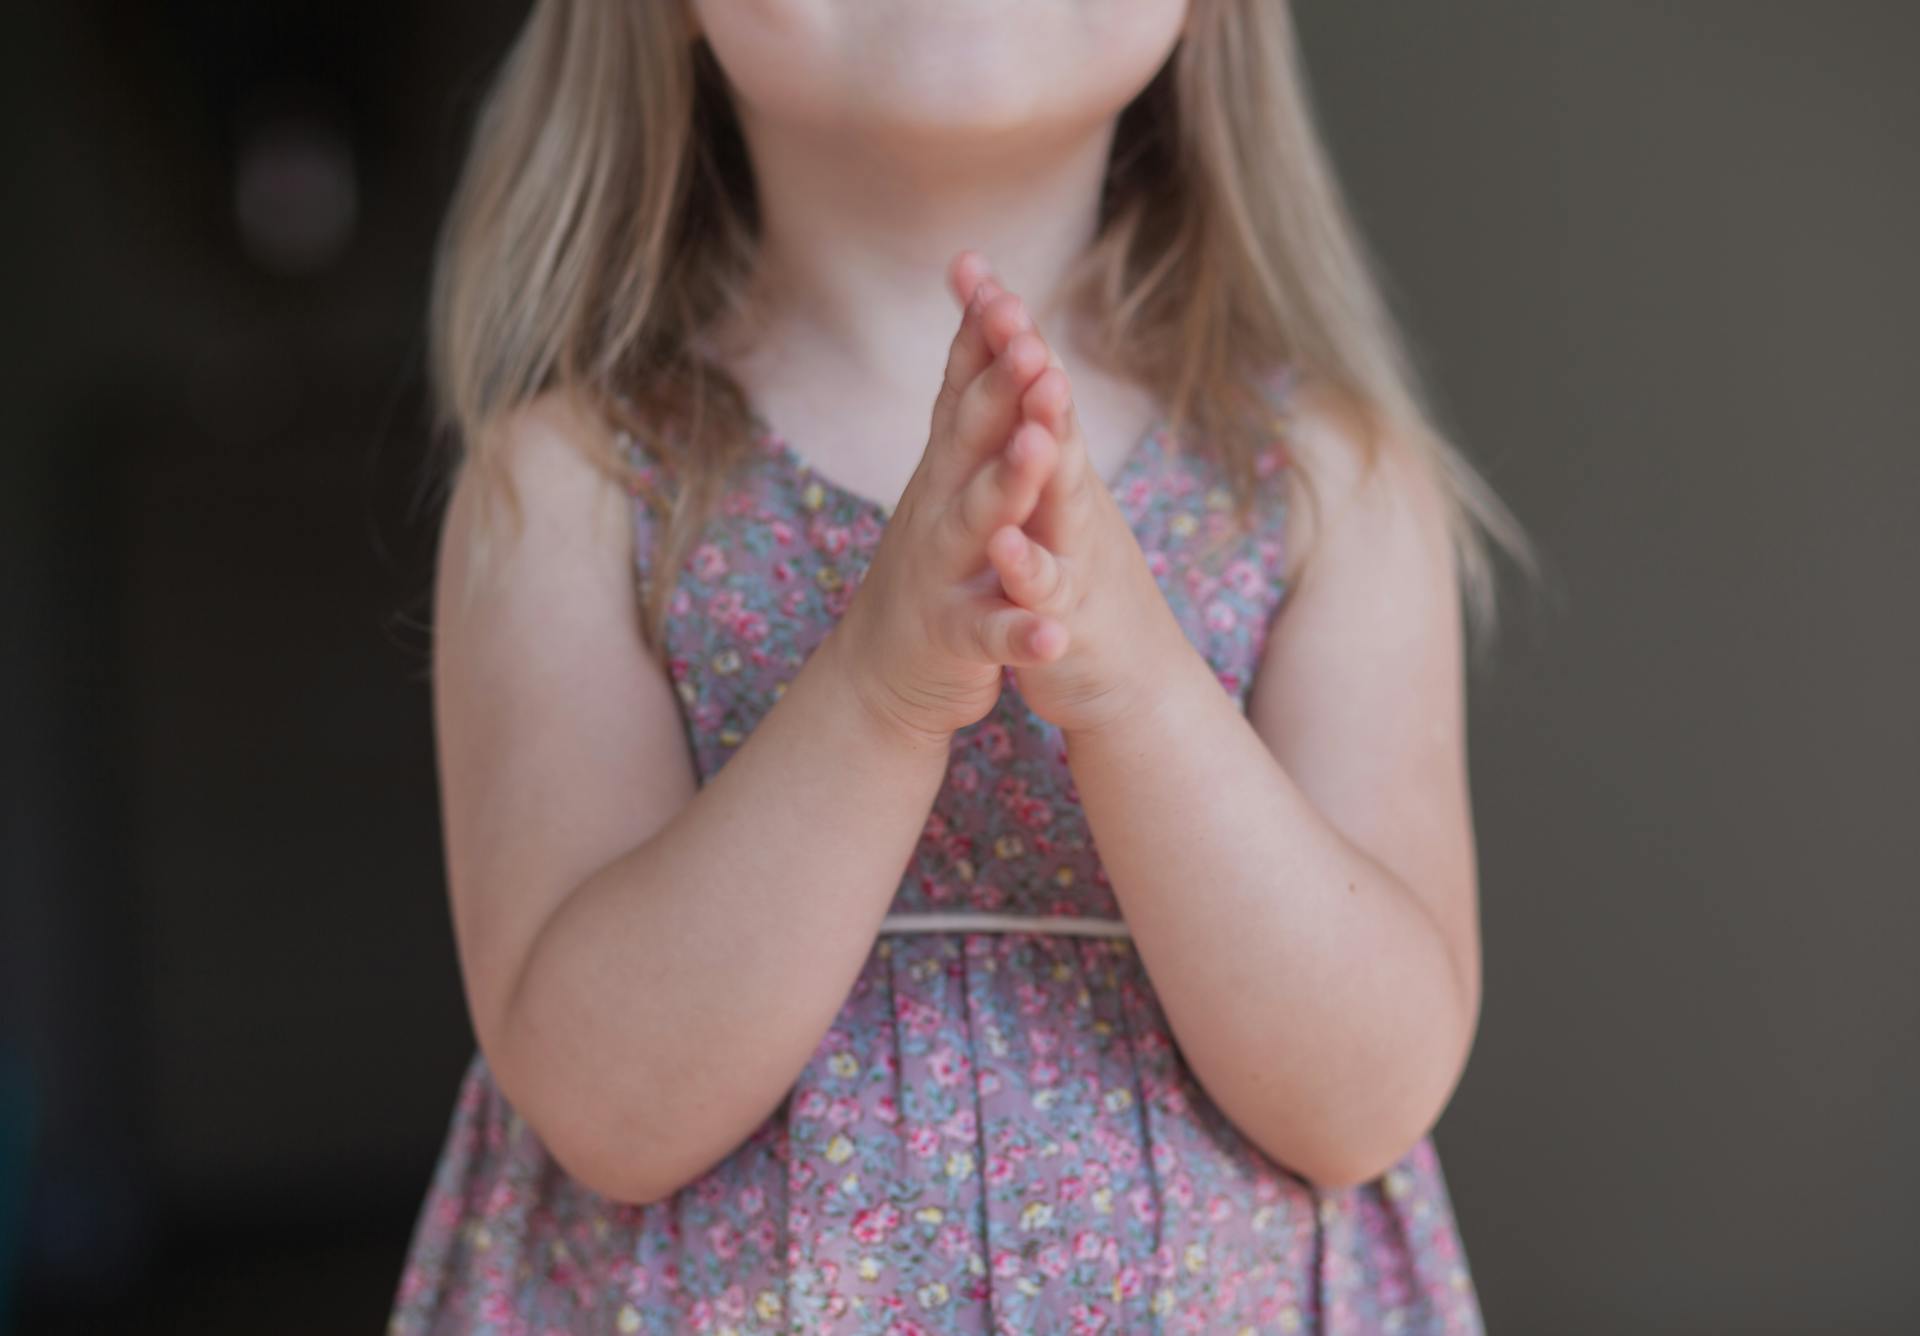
876,911,1131,939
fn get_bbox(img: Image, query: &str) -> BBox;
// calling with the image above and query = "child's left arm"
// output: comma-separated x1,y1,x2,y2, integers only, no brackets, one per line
987,323,1479,1190
1070,393,1479,1193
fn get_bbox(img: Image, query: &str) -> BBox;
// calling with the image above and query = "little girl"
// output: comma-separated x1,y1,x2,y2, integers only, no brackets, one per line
391,2,1534,1333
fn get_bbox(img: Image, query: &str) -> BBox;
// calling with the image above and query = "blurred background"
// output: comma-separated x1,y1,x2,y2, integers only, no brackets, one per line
3,2,1914,1332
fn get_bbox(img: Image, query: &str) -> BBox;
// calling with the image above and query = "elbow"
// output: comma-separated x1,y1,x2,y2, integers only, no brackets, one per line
484,1013,687,1209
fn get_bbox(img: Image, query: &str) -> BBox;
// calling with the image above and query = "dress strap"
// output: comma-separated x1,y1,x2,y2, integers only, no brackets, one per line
876,912,1131,939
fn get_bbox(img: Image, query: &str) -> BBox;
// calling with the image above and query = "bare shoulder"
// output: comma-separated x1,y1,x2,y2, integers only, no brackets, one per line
1273,375,1453,596
433,386,695,1059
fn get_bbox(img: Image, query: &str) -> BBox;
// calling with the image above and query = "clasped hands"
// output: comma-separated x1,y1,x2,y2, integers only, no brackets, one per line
831,249,1195,750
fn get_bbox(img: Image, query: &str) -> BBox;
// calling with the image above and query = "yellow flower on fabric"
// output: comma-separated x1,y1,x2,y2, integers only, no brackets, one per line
815,566,843,590
1384,1168,1414,1200
616,1306,641,1334
1051,962,1071,982
755,1291,782,1321
858,1256,882,1280
1279,1306,1303,1332
994,834,1025,859
1184,1242,1207,1273
916,1207,944,1225
1152,1287,1175,1315
1020,1201,1053,1231
1170,511,1198,537
1092,1188,1113,1214
841,1172,858,1193
955,857,975,882
1252,1205,1275,1232
1053,866,1075,886
711,648,741,675
916,1281,950,1308
828,1052,860,1079
472,1226,492,1250
825,1134,854,1163
675,679,697,706
718,728,742,748
802,481,825,510
1205,486,1234,511
1016,1277,1042,1298
1103,1088,1133,1113
946,1149,976,1179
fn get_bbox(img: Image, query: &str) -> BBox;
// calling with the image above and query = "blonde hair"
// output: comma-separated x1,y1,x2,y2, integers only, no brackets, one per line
429,0,1538,664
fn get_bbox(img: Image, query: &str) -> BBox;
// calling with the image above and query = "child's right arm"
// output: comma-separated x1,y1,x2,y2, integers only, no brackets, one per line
433,270,1066,1206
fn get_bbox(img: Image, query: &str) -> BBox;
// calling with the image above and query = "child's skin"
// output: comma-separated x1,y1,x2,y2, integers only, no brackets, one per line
436,1,1478,1205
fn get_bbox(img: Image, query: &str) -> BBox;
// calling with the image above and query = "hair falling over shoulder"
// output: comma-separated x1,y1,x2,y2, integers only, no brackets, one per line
428,0,1538,665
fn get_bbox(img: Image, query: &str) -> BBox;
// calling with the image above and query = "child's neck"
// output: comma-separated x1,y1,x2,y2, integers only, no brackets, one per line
709,110,1156,504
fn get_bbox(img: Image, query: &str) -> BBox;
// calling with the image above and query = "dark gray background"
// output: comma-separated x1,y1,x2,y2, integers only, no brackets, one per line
5,2,1914,1331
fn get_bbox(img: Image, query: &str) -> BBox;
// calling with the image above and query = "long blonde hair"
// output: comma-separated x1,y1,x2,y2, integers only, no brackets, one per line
429,0,1538,664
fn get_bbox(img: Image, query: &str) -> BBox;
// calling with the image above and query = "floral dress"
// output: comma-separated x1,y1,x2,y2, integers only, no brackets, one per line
388,364,1485,1335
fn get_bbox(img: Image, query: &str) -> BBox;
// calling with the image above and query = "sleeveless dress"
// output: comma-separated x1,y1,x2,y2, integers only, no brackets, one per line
388,364,1485,1335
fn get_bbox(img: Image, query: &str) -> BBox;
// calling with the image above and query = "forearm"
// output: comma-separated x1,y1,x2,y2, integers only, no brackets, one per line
1064,643,1474,1189
497,623,948,1204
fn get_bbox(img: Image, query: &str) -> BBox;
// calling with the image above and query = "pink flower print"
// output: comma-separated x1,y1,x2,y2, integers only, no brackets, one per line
939,1107,976,1141
872,1092,899,1123
908,1125,941,1157
852,513,884,548
1206,1192,1233,1224
771,557,795,584
1071,1303,1110,1335
1029,1058,1061,1086
1217,670,1241,697
1123,476,1154,513
976,722,1013,761
706,1220,740,1259
692,542,728,580
668,654,691,681
717,1284,747,1321
1145,549,1170,578
669,586,693,616
1203,599,1237,632
1115,1263,1143,1299
481,1292,516,1324
1028,1027,1059,1056
780,586,808,617
1128,1185,1156,1224
824,583,855,617
1168,1172,1195,1208
928,1045,970,1086
1057,1174,1087,1205
850,1202,901,1244
706,589,745,623
770,518,797,547
950,761,980,794
687,1297,714,1332
987,1154,1015,1186
794,1088,828,1119
1038,1243,1071,1279
811,518,852,557
1224,557,1264,598
828,1095,861,1127
991,1249,1022,1279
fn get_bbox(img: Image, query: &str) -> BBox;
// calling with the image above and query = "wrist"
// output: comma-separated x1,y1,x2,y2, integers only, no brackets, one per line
818,620,958,760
